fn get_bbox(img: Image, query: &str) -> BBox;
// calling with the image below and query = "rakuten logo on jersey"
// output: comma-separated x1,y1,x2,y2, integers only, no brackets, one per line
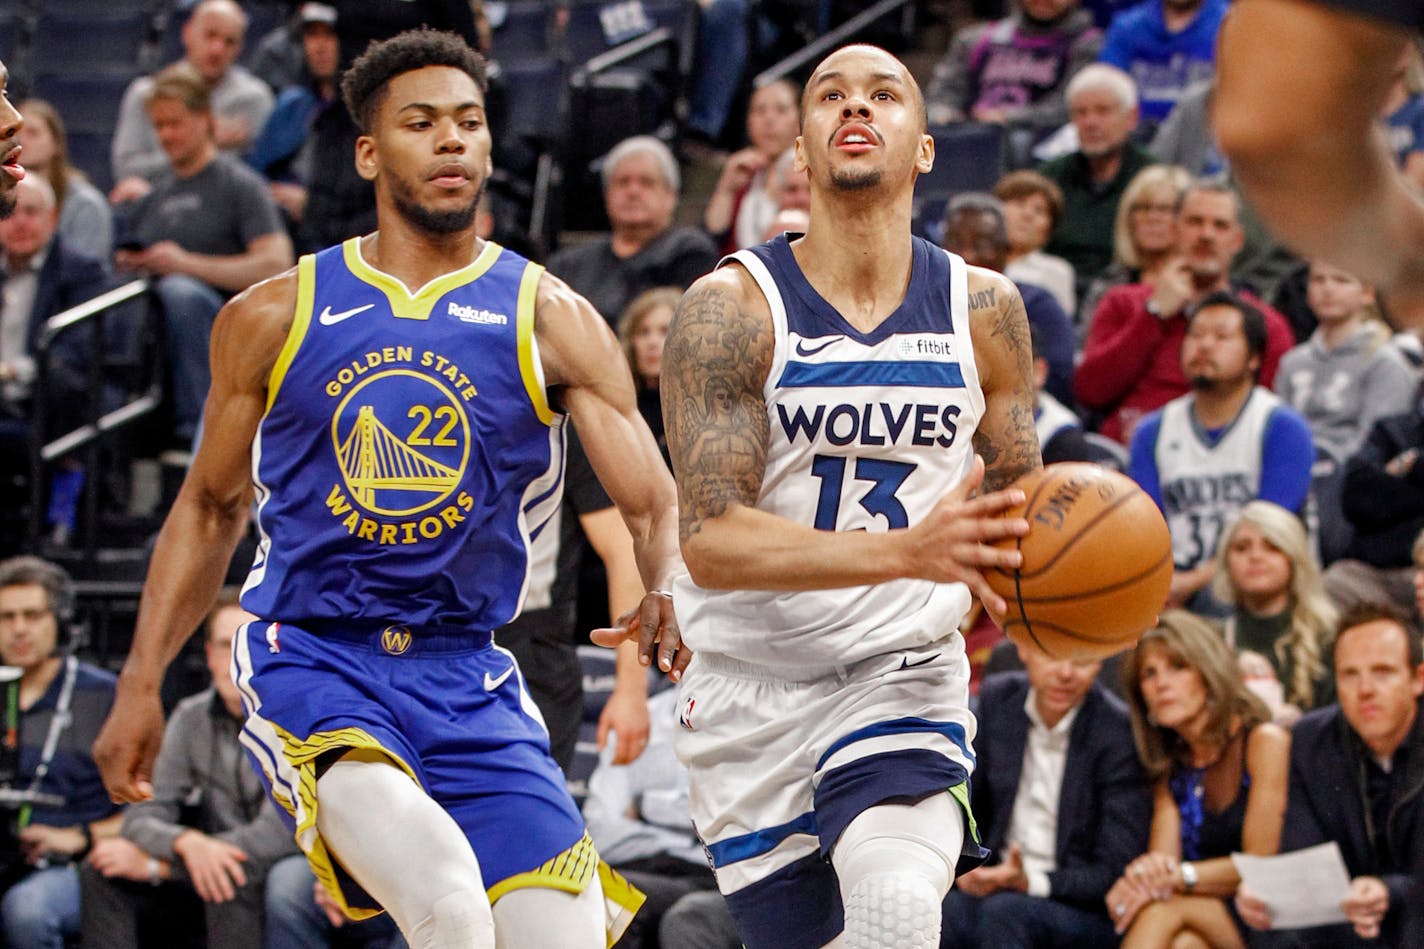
449,302,508,325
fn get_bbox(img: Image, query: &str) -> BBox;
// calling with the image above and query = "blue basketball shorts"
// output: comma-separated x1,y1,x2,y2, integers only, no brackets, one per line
230,618,642,935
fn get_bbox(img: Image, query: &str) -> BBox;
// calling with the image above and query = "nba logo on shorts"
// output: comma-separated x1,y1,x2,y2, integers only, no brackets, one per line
679,695,696,731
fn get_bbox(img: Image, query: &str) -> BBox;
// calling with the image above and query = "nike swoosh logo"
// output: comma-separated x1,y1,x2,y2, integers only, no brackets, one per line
899,653,940,671
318,303,376,325
794,336,842,357
484,665,514,691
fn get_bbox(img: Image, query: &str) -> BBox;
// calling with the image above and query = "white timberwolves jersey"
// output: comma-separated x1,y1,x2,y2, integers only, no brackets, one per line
1154,386,1283,570
673,235,985,668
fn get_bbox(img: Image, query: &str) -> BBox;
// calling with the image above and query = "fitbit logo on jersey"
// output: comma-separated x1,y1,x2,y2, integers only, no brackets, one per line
777,402,961,448
449,302,508,325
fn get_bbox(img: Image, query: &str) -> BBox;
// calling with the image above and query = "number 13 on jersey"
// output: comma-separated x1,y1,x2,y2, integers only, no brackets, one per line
811,455,918,531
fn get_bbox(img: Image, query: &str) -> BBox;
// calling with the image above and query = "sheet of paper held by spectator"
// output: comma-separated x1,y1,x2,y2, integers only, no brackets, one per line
1231,843,1352,929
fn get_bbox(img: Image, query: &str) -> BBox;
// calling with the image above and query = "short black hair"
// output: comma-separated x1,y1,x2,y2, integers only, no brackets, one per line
1335,601,1424,668
1188,290,1269,371
341,28,488,134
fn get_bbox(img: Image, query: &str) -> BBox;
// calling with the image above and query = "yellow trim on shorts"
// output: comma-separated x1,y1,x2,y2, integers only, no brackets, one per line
487,831,646,947
269,724,422,922
514,261,554,425
341,236,502,320
948,781,981,848
265,254,316,411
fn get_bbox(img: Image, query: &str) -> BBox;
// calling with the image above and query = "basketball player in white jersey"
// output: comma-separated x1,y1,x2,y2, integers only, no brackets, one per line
660,44,1041,949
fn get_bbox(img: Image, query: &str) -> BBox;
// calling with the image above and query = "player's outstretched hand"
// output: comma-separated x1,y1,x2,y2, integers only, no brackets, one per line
591,589,691,682
903,455,1027,616
92,683,166,804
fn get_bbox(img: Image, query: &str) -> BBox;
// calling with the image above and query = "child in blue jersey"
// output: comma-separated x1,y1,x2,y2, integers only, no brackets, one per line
93,29,686,949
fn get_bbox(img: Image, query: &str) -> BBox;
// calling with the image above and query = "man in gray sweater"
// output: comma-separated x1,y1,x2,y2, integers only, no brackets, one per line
79,593,297,949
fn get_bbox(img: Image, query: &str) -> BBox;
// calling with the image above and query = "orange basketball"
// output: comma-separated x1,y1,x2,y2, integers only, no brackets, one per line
986,463,1172,660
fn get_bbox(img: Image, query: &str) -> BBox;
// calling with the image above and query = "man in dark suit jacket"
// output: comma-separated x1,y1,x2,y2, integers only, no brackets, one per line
0,174,110,545
1237,604,1424,947
941,643,1152,948
0,175,109,425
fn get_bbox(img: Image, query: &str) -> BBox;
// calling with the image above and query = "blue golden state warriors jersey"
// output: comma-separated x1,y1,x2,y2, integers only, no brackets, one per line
674,234,984,669
241,237,565,630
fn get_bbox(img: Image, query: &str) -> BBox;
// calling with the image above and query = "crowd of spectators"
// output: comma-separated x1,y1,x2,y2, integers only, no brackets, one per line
3,0,1424,946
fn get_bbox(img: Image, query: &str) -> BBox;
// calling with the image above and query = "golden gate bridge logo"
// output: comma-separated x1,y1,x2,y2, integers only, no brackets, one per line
330,369,471,517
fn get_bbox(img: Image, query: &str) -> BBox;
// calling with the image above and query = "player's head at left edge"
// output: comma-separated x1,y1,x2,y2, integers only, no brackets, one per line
342,29,491,237
0,60,25,220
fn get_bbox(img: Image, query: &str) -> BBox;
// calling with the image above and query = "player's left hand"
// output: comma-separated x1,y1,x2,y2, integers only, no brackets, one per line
591,590,690,682
598,686,651,765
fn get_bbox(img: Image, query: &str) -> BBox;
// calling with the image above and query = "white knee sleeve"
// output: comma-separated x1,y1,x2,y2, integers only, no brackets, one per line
491,870,605,949
831,793,965,949
316,755,494,948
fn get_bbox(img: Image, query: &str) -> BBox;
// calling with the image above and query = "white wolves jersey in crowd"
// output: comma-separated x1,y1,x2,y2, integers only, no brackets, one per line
673,234,984,668
241,237,565,630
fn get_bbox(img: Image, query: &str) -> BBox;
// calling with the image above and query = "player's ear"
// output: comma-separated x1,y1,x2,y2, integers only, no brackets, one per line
793,136,808,174
354,135,379,183
916,133,934,175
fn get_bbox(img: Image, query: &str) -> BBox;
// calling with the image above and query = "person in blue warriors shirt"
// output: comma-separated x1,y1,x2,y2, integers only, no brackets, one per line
91,29,685,949
631,43,1041,949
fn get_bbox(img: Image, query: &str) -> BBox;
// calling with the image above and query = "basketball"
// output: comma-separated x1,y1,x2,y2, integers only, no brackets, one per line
986,463,1172,660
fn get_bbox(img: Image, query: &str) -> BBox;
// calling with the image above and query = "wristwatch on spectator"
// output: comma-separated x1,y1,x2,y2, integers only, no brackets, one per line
1180,861,1198,892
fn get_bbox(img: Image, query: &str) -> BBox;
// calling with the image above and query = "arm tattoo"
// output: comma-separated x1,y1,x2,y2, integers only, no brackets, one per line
662,281,772,542
973,286,1041,493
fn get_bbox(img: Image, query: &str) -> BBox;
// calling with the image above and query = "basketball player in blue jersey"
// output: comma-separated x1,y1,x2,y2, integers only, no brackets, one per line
92,30,686,949
661,43,1041,949
0,60,22,219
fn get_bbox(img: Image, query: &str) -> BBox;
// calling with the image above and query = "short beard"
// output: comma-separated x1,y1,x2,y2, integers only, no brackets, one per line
389,175,484,236
830,166,882,192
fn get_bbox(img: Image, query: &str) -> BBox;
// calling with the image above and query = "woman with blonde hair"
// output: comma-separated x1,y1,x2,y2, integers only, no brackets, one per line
15,99,113,263
1212,501,1337,725
1107,611,1289,949
1079,164,1193,326
616,286,681,465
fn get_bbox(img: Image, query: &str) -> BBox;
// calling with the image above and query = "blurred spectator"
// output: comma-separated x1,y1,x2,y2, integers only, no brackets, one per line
1323,399,1424,616
247,3,342,253
1236,604,1423,947
1382,43,1424,191
657,889,740,949
683,0,784,150
548,136,717,324
15,101,113,264
583,689,717,949
939,646,1150,949
329,0,479,71
1147,79,1221,178
924,0,1102,135
0,175,108,429
264,855,405,949
618,287,679,465
1276,262,1417,561
1077,163,1191,329
940,192,1075,405
703,81,801,254
494,426,649,773
993,170,1076,315
1076,181,1295,444
1109,611,1288,946
113,64,292,449
1128,293,1314,612
1211,501,1338,726
79,594,298,949
111,0,274,189
1029,324,1123,468
1097,0,1228,125
0,556,122,949
1039,63,1156,297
